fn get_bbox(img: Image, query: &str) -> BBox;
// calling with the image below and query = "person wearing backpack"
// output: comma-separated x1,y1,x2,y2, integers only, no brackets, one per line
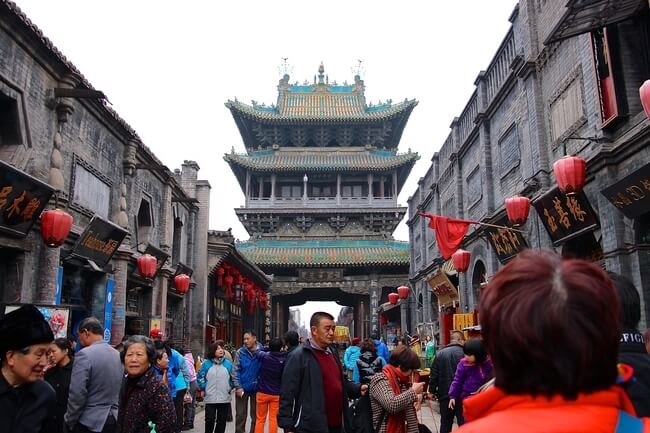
456,250,650,432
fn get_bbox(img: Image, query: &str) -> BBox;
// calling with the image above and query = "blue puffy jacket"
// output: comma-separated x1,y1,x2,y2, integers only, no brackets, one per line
232,343,262,393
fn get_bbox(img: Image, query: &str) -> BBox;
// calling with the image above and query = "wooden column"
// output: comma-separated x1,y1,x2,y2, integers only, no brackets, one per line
271,174,276,204
367,173,373,204
336,174,341,205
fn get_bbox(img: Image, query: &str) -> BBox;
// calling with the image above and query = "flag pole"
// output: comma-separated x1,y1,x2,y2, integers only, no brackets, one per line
416,212,524,233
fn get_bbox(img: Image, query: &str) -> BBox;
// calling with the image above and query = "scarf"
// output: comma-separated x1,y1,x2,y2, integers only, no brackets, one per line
383,365,411,433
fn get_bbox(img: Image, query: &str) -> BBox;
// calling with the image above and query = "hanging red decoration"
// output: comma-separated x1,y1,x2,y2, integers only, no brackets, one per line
553,156,586,196
380,315,388,326
452,249,471,273
504,195,531,226
640,80,650,119
174,273,191,294
388,293,399,305
136,254,157,279
246,288,257,315
235,274,243,285
40,209,73,248
224,275,234,300
397,286,409,299
216,267,225,286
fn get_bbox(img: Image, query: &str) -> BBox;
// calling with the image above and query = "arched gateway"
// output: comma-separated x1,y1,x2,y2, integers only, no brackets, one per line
223,64,419,338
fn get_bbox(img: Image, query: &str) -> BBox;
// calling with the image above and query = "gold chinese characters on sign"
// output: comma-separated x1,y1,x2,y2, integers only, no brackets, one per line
534,188,598,246
485,218,528,264
601,162,650,219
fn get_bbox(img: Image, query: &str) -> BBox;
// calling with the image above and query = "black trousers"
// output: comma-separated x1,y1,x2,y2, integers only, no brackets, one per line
174,391,185,432
205,403,231,433
438,398,464,433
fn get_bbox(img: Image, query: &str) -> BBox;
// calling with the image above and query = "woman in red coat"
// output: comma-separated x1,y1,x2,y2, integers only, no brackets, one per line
457,250,650,433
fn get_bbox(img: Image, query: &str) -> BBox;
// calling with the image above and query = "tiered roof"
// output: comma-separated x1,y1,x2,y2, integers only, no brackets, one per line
236,239,410,267
224,149,419,172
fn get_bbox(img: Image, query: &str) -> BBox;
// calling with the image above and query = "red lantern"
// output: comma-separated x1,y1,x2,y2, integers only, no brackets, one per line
640,80,650,119
380,315,388,326
388,293,399,305
452,249,471,273
553,156,586,196
397,286,409,299
174,273,190,294
504,195,531,226
40,209,73,248
216,267,225,286
136,254,157,279
224,275,234,300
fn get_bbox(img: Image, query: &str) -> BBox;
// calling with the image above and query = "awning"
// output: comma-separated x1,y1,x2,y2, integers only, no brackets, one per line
427,270,458,307
545,0,647,44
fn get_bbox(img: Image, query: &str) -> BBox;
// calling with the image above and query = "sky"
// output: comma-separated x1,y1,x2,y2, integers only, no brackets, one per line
12,0,517,321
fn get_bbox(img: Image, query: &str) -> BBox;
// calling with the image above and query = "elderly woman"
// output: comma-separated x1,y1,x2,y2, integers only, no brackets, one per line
116,335,176,433
369,346,424,433
458,250,649,432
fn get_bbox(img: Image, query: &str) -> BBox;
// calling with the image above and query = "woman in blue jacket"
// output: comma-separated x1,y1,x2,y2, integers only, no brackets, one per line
198,342,233,433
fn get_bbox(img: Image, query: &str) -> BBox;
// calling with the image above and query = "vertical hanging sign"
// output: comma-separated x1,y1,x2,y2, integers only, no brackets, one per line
55,266,63,304
103,278,115,342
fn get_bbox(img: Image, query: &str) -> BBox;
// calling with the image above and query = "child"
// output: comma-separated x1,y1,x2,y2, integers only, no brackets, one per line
448,338,493,411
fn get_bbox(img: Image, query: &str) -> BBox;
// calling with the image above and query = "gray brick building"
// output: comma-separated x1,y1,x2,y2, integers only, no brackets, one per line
408,1,650,343
0,0,214,349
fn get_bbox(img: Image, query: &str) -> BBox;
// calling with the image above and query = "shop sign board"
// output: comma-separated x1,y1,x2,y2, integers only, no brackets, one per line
72,215,127,267
0,160,54,237
485,217,528,264
533,187,599,246
601,162,650,219
103,278,114,342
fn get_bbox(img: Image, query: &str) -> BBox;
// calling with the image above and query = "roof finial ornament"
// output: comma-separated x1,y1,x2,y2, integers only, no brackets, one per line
318,62,325,85
352,59,365,79
278,57,293,80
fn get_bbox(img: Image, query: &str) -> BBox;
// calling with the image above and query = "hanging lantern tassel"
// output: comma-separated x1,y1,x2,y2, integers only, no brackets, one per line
553,156,586,196
504,195,531,226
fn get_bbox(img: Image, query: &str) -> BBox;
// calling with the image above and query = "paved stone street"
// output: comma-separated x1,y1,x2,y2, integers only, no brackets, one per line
187,397,446,433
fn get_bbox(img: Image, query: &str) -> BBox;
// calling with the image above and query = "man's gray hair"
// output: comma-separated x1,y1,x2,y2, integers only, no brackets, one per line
121,335,157,365
78,317,103,335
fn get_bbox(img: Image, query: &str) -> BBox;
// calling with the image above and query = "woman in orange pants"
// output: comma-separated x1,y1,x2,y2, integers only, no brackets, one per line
255,338,287,433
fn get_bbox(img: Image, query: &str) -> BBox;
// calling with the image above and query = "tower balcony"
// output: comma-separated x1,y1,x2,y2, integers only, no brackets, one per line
245,195,398,209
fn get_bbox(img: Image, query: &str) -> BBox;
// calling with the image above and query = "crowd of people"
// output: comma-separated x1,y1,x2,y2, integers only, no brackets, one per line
2,250,650,433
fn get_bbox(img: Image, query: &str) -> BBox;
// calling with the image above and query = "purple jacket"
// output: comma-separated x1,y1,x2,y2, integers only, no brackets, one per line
448,358,493,401
256,350,287,395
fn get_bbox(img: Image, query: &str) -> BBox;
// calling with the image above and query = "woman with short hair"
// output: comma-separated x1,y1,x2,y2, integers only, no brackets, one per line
458,250,650,432
357,338,385,384
45,338,74,433
369,346,424,433
197,341,234,433
116,335,176,433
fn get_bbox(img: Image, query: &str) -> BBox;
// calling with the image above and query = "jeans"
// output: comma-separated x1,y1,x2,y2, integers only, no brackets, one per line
438,398,464,433
205,403,230,433
184,380,199,428
235,392,257,433
254,392,280,433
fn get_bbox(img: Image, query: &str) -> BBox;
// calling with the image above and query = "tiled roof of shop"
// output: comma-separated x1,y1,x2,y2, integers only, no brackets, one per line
224,149,419,172
236,239,410,267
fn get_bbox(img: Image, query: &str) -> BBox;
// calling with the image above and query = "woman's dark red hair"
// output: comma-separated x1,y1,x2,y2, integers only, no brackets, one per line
480,249,620,399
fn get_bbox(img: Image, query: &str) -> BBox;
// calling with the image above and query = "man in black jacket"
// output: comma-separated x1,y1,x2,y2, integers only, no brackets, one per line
279,312,366,433
609,273,650,417
429,330,465,433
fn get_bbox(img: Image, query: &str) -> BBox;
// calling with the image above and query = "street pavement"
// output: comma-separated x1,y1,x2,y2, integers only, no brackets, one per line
186,396,447,433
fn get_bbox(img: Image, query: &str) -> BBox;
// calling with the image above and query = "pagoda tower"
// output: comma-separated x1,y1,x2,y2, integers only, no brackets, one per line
224,64,419,337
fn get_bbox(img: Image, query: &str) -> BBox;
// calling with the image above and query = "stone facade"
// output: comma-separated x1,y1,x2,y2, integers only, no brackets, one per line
408,2,650,338
0,1,210,347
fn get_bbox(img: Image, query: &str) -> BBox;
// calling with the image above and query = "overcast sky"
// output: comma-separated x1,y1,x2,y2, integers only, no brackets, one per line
13,0,517,321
